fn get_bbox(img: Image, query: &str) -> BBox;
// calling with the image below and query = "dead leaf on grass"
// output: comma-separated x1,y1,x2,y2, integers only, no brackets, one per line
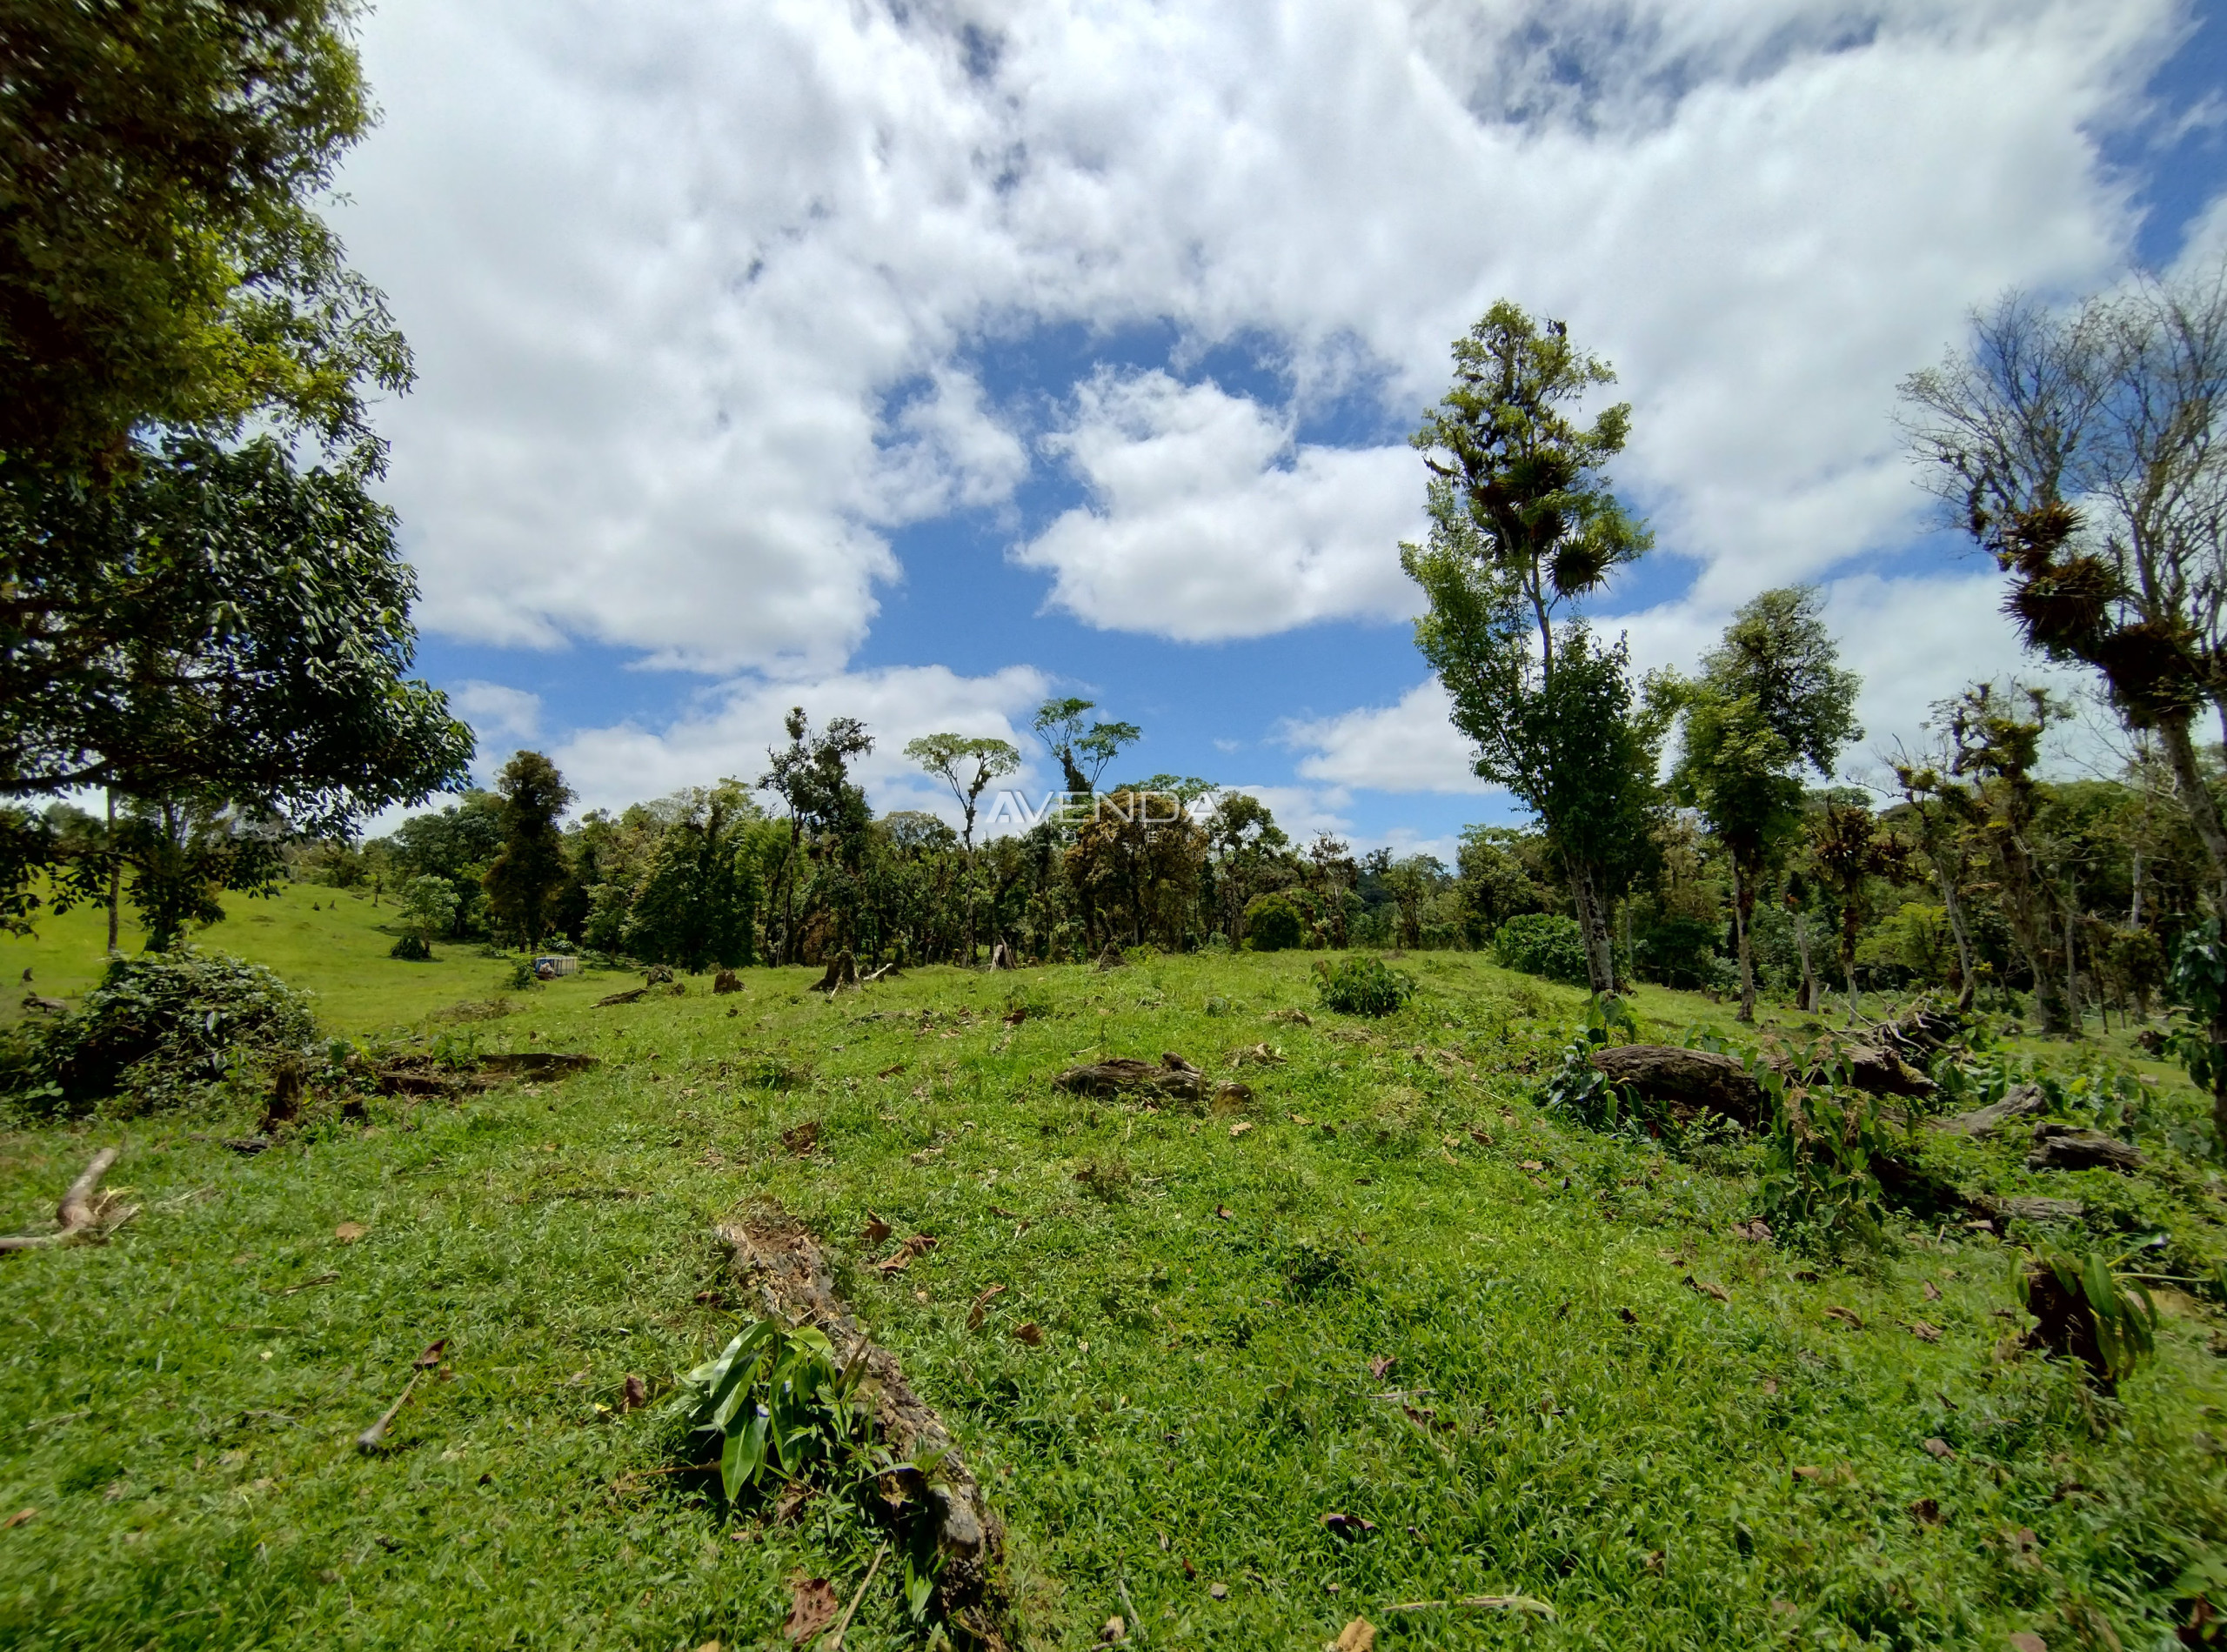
1923,1436,1954,1460
875,1253,911,1275
876,1063,905,1080
783,1574,839,1643
861,1212,892,1245
967,1285,1006,1329
1368,1354,1395,1380
1908,1321,1943,1343
415,1340,447,1368
1923,1279,1943,1302
622,1375,647,1411
780,1121,820,1156
1228,1121,1253,1139
1907,1497,1943,1526
1793,1465,1821,1480
1013,1321,1043,1347
1684,1275,1729,1302
1097,1615,1127,1643
1003,1007,1027,1027
1521,1160,1545,1173
1616,1307,1638,1324
333,1222,368,1243
1321,1512,1378,1541
1468,1128,1492,1146
1,1509,33,1529
1214,1205,1234,1221
1824,1306,1864,1329
1730,1219,1773,1242
2008,1635,2047,1652
1329,1618,1375,1652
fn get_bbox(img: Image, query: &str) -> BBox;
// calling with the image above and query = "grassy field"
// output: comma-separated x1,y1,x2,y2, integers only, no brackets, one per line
0,895,2223,1649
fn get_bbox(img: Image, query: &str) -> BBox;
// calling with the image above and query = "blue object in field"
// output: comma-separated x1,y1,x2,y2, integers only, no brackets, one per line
532,955,580,979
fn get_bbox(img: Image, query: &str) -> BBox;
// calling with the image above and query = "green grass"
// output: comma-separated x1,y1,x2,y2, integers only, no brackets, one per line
0,926,2222,1649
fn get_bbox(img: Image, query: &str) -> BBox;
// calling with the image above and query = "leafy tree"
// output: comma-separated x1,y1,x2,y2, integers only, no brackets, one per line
903,732,1020,964
1808,799,1909,1018
1203,793,1288,944
1030,698,1139,797
0,436,471,931
1403,301,1660,992
377,791,505,938
1381,855,1447,951
1243,892,1304,952
398,874,458,952
624,785,761,971
2,0,409,478
759,709,872,962
483,752,574,949
1901,264,2227,918
1664,587,1862,1021
1455,825,1557,946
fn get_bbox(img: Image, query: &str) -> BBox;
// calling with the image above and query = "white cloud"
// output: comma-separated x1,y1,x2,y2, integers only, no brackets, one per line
331,0,2186,672
1014,371,1421,638
549,664,1053,823
1282,679,1497,795
451,680,544,748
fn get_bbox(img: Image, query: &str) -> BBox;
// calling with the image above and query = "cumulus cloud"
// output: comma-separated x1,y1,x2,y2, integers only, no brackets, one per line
332,0,2188,680
1282,679,1497,795
1015,371,1421,637
548,665,1052,822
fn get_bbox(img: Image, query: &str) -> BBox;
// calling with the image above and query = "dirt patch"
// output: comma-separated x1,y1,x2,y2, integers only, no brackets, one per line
715,1203,1008,1646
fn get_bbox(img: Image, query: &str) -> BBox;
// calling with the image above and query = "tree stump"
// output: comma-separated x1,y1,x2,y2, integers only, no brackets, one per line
1094,941,1127,970
1586,1045,1763,1127
815,950,858,993
712,969,741,994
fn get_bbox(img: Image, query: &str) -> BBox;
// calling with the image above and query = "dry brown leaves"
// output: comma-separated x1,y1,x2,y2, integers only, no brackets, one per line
1684,1275,1729,1303
1228,1121,1253,1139
783,1575,840,1643
1013,1321,1043,1347
966,1284,1006,1329
1824,1306,1865,1330
333,1222,368,1243
780,1121,820,1156
1908,1321,1943,1343
860,1212,892,1245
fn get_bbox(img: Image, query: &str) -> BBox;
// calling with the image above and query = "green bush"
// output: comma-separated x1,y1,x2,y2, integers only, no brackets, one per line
1494,913,1590,985
1314,954,1416,1017
0,948,318,1114
389,933,431,960
1244,893,1305,952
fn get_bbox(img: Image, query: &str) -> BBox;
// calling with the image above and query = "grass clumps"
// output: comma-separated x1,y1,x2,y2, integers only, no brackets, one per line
0,947,316,1114
1314,953,1416,1017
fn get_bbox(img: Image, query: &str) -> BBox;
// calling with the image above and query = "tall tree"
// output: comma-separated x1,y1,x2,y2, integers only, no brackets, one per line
904,732,1020,963
758,709,872,962
1808,798,1909,1019
2,0,409,479
1403,302,1658,992
1900,264,2227,915
624,785,761,971
484,752,574,950
0,438,471,931
1665,586,1863,1021
1030,698,1139,799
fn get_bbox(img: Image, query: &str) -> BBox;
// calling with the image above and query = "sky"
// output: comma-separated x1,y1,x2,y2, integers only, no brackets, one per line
328,0,2227,859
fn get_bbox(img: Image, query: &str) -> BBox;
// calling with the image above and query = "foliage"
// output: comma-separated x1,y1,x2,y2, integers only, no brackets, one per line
1030,697,1139,796
1538,994,1642,1131
0,946,315,1113
0,438,471,932
2014,1246,2161,1383
387,932,430,961
679,1318,866,1504
1314,953,1416,1017
1493,913,1591,985
0,0,409,477
1403,299,1661,991
1754,1051,1894,1254
1241,892,1304,952
483,752,575,949
398,875,458,951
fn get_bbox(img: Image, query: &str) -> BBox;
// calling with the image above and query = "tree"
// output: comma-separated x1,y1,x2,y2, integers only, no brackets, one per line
1665,587,1863,1021
1403,301,1659,993
0,436,471,932
2,0,410,479
904,732,1020,964
1900,264,2227,919
624,785,761,971
484,752,574,950
1031,698,1139,798
1808,798,1909,1018
759,709,873,962
1203,793,1288,944
398,873,458,953
377,791,505,939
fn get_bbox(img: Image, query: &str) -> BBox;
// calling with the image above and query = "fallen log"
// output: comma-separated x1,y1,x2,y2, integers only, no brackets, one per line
1586,1045,1762,1128
0,1148,135,1252
1833,1045,1936,1100
1963,1191,2086,1224
478,1052,599,1079
596,987,647,1007
716,1206,1008,1646
1927,1083,2046,1138
2026,1124,2145,1174
1051,1054,1205,1106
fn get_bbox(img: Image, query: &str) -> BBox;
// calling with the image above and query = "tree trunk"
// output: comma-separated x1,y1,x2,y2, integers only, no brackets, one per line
104,788,119,955
2158,714,2227,902
1567,859,1616,995
1795,911,1818,1012
1933,858,1977,1012
1731,859,1756,1023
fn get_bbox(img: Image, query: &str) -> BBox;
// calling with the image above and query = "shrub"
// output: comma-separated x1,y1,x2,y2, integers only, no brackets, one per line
1244,893,1305,952
1494,913,1590,985
1315,954,1416,1017
388,933,431,960
0,948,317,1114
679,1318,866,1503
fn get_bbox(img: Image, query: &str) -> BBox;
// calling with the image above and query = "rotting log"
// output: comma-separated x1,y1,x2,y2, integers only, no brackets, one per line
716,1205,1009,1648
1586,1045,1763,1128
596,987,647,1007
1927,1083,2045,1138
2026,1125,2145,1174
0,1148,134,1251
1051,1054,1204,1107
1833,1046,1937,1100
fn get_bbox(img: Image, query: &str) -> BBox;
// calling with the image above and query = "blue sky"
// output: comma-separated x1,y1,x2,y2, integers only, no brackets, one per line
337,0,2227,856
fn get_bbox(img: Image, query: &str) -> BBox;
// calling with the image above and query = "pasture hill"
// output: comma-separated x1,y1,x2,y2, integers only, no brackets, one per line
0,882,2222,1650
